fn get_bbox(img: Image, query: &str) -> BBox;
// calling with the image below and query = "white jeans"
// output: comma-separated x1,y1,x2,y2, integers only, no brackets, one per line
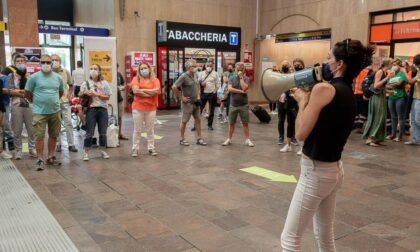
58,103,75,146
132,109,156,151
281,158,344,252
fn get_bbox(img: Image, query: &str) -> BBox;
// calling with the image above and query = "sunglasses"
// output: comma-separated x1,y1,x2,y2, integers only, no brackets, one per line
40,61,52,65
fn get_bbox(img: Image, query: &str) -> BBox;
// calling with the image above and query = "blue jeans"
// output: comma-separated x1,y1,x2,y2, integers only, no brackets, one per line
412,99,420,143
84,107,108,148
388,97,406,138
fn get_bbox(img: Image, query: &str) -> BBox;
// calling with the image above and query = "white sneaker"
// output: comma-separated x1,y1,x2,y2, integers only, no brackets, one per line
297,148,303,156
0,151,13,159
280,144,292,153
101,151,110,159
148,149,158,156
82,151,89,161
14,151,23,160
29,149,37,158
222,138,232,146
245,139,254,147
131,149,138,157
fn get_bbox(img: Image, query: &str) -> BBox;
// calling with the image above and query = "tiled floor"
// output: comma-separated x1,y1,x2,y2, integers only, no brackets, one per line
13,110,420,251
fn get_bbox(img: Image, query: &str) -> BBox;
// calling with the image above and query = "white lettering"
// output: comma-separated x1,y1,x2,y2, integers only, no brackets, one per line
182,31,188,40
201,32,206,41
208,33,212,42
168,30,175,39
189,32,194,40
214,33,219,42
195,32,200,41
222,34,227,43
175,30,181,39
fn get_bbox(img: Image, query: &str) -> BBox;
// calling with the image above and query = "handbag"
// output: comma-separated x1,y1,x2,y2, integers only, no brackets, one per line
80,81,92,108
127,89,134,104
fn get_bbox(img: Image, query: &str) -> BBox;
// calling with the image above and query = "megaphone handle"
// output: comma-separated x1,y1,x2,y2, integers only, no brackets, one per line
314,66,323,82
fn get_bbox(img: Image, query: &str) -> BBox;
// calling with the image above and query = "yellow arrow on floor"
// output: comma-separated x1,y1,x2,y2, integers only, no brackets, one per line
240,166,297,183
141,133,163,140
22,143,29,153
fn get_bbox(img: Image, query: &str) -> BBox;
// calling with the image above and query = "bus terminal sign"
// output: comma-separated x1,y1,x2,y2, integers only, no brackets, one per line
157,21,241,49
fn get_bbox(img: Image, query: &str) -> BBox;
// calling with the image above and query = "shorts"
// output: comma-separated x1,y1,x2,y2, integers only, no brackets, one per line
182,102,200,123
118,101,124,118
32,112,62,140
228,105,249,124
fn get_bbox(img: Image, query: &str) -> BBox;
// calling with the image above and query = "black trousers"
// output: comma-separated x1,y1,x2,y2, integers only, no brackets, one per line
277,101,286,138
200,93,217,127
354,94,368,129
286,108,297,138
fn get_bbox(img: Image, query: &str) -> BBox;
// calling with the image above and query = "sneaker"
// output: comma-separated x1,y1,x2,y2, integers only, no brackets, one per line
271,111,278,115
291,138,299,146
208,126,214,131
83,151,89,161
14,151,22,160
191,127,196,131
222,138,232,146
386,135,396,140
280,144,292,153
35,159,44,171
278,136,284,145
29,149,37,158
56,144,62,152
149,149,158,156
297,148,303,156
0,151,13,159
68,146,78,152
131,149,138,157
245,139,254,147
101,151,110,159
404,141,420,145
218,113,222,119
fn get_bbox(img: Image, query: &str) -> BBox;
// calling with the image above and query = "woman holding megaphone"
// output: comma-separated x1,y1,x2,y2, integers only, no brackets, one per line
281,39,375,251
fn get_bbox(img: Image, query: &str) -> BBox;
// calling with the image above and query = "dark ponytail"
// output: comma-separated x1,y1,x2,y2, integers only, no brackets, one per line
332,39,376,81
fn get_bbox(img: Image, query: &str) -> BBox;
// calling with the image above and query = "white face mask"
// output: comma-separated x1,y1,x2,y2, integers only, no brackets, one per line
206,67,212,72
391,66,399,72
192,67,198,73
41,64,52,73
90,69,99,78
52,60,60,69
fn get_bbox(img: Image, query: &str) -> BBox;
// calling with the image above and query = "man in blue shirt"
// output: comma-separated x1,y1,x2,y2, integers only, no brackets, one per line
25,55,64,171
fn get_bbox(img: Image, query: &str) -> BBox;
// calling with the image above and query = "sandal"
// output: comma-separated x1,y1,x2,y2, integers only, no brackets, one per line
367,142,380,147
179,139,190,146
46,156,62,166
196,138,207,146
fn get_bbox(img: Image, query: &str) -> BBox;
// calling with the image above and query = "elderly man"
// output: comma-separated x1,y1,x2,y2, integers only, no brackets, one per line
25,54,64,170
172,59,207,146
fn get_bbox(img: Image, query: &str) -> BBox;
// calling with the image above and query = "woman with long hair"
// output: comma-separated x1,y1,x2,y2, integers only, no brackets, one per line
79,64,112,161
130,62,160,157
363,58,394,146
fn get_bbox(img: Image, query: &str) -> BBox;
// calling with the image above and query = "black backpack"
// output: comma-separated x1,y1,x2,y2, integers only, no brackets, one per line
362,70,376,99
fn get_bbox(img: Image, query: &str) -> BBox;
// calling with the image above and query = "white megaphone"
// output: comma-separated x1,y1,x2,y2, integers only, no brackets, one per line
261,66,323,102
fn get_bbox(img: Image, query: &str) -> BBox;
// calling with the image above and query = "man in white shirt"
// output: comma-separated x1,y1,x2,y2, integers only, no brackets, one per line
72,61,85,97
198,61,220,130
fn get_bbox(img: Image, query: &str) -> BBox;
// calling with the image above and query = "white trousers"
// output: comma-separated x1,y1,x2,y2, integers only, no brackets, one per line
132,109,156,151
58,103,75,146
281,158,344,252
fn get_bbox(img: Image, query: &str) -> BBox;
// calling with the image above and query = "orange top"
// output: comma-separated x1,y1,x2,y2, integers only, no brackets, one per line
131,77,160,111
353,68,369,95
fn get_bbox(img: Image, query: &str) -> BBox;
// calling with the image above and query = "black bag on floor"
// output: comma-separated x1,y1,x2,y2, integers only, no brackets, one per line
251,105,271,123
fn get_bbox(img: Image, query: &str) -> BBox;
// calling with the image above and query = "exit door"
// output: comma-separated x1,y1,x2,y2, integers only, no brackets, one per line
157,47,184,109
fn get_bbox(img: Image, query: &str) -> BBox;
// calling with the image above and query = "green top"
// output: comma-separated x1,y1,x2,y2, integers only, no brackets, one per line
25,71,64,115
388,71,407,100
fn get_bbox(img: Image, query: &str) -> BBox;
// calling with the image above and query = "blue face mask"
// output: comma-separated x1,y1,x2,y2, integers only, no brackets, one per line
140,69,150,76
322,63,334,81
16,64,26,71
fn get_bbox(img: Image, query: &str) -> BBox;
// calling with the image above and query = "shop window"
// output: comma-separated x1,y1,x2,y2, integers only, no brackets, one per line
372,14,393,24
396,10,420,22
393,21,420,40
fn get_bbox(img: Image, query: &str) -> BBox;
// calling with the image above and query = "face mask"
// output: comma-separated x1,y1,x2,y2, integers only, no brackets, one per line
281,66,289,73
391,66,399,72
140,69,149,76
52,61,60,69
90,69,99,78
413,64,417,68
192,67,198,73
41,64,52,73
294,65,303,71
322,63,334,81
16,64,26,71
228,69,233,73
206,67,212,72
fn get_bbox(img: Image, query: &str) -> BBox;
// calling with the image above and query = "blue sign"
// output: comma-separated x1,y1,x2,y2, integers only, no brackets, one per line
38,24,109,37
229,32,239,45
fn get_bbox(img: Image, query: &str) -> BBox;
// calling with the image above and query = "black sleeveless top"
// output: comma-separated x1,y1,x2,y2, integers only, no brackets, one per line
302,77,356,162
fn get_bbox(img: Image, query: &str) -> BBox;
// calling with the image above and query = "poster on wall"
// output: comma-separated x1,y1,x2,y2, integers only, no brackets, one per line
83,37,118,119
133,52,156,66
12,47,44,74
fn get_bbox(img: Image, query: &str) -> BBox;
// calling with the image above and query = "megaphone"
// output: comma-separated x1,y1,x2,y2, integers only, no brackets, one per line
261,66,323,102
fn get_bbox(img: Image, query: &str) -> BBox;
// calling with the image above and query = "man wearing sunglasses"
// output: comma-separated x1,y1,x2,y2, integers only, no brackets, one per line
25,54,64,171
